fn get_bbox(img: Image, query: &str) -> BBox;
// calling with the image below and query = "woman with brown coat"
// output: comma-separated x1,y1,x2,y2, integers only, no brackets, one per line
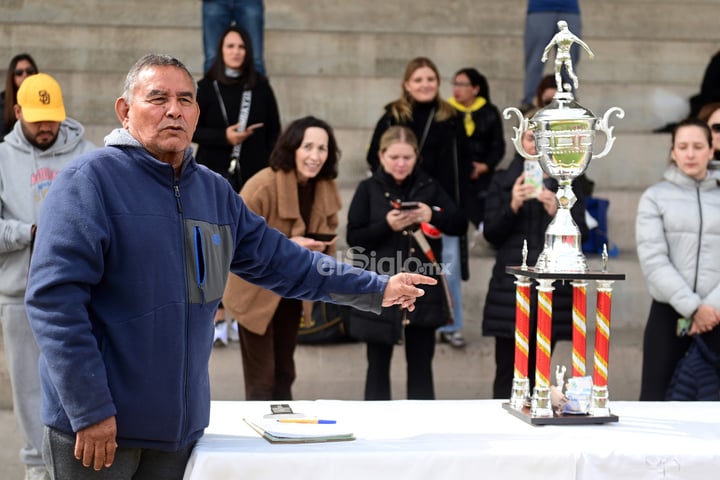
222,116,342,400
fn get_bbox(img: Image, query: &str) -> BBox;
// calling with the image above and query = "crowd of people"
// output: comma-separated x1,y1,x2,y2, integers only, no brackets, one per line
1,3,720,479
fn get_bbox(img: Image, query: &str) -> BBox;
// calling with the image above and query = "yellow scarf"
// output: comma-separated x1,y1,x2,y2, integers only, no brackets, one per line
447,96,487,137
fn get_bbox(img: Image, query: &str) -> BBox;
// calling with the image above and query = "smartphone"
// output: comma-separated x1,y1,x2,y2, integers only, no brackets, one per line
305,233,337,242
270,404,294,415
523,160,544,198
399,201,420,210
238,122,264,133
676,317,691,337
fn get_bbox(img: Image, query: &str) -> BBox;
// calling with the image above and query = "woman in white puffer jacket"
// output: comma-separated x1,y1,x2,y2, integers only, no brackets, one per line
636,118,720,400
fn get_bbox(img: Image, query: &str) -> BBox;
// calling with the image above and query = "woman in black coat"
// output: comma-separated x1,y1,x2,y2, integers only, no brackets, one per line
348,126,467,400
193,25,280,191
193,25,281,334
482,129,588,399
448,67,505,230
366,56,470,348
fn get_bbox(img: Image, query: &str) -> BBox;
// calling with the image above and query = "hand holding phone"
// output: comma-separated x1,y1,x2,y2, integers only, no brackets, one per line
523,160,544,198
241,122,264,133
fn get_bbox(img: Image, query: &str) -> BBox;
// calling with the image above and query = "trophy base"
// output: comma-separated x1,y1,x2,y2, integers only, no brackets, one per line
502,402,619,426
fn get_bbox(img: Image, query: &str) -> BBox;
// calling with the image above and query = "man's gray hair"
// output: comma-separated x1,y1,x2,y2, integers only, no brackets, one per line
122,53,197,104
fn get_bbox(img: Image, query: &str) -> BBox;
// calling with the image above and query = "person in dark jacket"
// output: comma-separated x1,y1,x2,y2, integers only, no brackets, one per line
447,67,505,234
366,56,470,348
193,24,281,334
348,126,468,400
193,24,280,190
482,128,588,399
24,54,436,479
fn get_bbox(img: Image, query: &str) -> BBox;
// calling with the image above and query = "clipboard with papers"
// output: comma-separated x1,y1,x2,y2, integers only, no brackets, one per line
243,417,355,444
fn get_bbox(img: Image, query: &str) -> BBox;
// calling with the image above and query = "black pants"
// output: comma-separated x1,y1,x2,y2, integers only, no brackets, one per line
493,335,558,399
364,324,437,400
639,301,692,401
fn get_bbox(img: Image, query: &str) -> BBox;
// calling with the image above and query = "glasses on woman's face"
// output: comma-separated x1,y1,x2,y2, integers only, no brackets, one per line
452,81,471,87
711,123,720,133
14,67,37,77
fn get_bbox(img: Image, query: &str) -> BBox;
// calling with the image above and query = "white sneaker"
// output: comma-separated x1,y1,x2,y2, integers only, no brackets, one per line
213,321,228,347
228,319,239,342
25,465,50,480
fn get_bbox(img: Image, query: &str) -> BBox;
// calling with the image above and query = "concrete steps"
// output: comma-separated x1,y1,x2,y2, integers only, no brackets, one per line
0,0,712,411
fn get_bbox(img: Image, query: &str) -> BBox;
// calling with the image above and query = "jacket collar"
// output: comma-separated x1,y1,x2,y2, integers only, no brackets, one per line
275,169,341,220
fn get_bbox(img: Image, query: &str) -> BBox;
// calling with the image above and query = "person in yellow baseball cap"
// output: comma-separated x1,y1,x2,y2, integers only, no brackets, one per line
13,73,70,151
0,70,94,480
15,72,66,123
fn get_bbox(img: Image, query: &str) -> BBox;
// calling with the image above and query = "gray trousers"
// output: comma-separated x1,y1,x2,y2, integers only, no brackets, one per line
44,427,195,480
1,302,44,467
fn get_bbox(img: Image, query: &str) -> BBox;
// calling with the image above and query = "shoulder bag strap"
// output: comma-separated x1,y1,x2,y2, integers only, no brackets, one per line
418,107,435,152
213,81,253,175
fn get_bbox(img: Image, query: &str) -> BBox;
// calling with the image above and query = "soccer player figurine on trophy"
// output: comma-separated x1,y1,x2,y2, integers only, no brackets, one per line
503,22,626,424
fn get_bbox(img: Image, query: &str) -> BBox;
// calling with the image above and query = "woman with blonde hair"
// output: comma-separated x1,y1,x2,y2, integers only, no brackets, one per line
349,125,467,399
367,56,470,348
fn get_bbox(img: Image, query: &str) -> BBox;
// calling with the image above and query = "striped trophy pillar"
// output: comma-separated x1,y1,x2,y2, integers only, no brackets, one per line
531,278,555,418
571,280,588,378
510,274,532,409
591,279,615,416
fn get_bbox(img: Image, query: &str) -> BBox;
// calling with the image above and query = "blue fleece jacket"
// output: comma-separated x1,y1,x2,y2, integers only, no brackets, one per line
25,128,387,451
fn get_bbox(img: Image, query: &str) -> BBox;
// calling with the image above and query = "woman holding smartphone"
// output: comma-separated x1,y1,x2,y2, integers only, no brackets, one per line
366,57,470,348
193,24,280,191
482,127,588,399
348,126,467,400
222,116,342,400
194,25,281,337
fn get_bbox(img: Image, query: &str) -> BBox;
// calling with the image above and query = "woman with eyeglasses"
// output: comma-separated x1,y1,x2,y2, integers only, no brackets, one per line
698,102,720,166
1,53,38,140
448,67,505,256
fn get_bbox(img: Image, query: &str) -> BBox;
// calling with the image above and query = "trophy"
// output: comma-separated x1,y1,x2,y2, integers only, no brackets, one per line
503,20,624,273
502,22,626,426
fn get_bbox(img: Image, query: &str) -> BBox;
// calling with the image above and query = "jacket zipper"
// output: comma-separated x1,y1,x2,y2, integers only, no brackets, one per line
175,179,190,442
693,186,702,292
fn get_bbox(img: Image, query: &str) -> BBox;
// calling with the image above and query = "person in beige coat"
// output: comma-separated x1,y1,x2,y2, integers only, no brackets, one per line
223,116,342,400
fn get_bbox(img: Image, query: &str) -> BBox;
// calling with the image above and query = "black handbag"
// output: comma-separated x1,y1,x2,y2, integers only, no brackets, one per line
347,307,402,345
297,302,355,345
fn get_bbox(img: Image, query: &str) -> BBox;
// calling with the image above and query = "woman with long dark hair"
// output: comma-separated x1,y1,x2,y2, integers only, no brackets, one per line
1,53,38,139
193,25,280,191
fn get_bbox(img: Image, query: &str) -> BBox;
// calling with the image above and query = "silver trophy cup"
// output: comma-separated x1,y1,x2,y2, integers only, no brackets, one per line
504,22,624,273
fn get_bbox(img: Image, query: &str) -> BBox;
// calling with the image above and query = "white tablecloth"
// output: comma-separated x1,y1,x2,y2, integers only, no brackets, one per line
183,400,720,480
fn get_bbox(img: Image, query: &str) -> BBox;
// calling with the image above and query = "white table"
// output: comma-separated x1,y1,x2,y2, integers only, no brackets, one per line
183,400,720,480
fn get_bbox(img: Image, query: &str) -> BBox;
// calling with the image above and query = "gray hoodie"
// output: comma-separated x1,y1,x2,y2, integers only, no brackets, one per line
0,117,96,301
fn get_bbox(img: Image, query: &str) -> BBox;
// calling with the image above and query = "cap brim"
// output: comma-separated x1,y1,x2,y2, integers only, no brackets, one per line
21,106,66,123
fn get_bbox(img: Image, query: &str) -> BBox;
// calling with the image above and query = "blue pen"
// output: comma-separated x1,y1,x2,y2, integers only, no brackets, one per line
277,418,337,424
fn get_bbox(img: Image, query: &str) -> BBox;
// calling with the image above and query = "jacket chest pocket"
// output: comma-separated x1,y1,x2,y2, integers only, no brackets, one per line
185,220,234,304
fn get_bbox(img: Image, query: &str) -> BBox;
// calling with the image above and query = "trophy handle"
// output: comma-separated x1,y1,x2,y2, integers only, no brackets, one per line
503,107,542,161
593,107,625,159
